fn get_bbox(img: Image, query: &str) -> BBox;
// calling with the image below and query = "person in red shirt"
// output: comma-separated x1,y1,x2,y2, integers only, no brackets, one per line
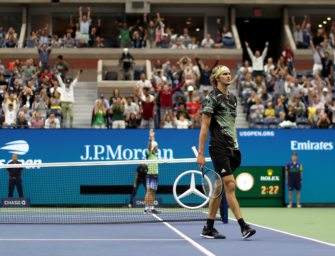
152,80,184,118
187,96,201,117
135,87,159,129
283,45,294,75
40,68,53,86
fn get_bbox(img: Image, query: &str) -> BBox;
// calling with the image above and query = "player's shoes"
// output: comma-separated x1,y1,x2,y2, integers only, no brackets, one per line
128,204,132,208
144,209,150,214
150,209,161,214
241,224,256,239
287,204,292,208
297,204,302,208
200,226,226,239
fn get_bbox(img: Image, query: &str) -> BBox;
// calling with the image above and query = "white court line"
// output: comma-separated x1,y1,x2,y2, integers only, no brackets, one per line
0,238,184,242
229,218,335,248
152,214,216,256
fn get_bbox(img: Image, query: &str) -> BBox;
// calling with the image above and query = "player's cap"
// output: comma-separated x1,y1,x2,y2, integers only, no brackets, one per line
151,141,158,151
187,85,195,92
65,78,72,84
100,94,104,98
203,88,209,92
323,88,328,92
123,48,129,53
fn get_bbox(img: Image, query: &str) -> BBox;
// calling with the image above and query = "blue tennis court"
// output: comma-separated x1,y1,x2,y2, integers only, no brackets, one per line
1,218,334,256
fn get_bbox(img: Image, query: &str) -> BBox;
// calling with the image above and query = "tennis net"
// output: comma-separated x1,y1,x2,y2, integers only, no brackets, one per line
0,158,220,224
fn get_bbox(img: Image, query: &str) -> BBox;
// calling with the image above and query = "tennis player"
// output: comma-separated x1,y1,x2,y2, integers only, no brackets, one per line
197,65,256,239
144,129,160,214
286,152,302,208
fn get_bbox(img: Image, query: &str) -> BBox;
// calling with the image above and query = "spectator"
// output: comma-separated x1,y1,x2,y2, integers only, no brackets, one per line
5,34,17,48
79,6,91,43
152,80,184,118
241,73,256,100
175,103,190,120
16,112,29,129
54,55,69,81
173,112,191,129
239,60,253,74
264,101,276,118
132,31,144,48
160,34,171,48
33,32,55,71
110,97,125,129
135,87,159,129
45,112,61,129
292,96,306,117
221,26,235,48
136,72,152,90
195,55,219,93
119,22,132,48
321,51,333,78
170,37,186,49
160,111,174,128
188,37,199,49
255,75,266,95
311,95,325,114
291,16,308,48
310,37,324,75
119,48,134,80
77,37,88,48
93,36,104,48
56,69,81,128
5,27,17,41
69,15,81,40
126,112,140,129
245,41,269,77
31,92,48,120
320,87,332,105
249,97,264,119
21,58,36,83
0,26,4,39
20,87,34,109
40,68,52,86
2,102,18,127
260,87,273,106
264,57,275,81
273,70,286,100
187,95,201,117
63,32,75,48
317,113,331,128
0,59,5,74
275,97,286,117
38,27,50,46
181,28,191,47
285,105,297,123
30,112,44,129
201,34,215,49
191,112,202,129
92,99,107,129
283,45,295,75
143,13,156,48
124,96,139,119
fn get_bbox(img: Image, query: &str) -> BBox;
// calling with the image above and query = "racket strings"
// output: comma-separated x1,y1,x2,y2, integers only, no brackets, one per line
202,168,223,199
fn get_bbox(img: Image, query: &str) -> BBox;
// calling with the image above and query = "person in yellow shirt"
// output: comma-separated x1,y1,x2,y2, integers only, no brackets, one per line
264,101,276,118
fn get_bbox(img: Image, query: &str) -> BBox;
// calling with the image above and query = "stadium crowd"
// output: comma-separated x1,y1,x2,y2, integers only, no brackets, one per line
0,54,82,129
22,8,234,49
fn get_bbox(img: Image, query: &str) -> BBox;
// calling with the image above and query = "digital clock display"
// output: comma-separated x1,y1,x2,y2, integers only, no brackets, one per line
234,166,284,207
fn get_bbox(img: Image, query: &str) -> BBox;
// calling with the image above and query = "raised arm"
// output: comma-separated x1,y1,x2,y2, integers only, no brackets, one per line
261,42,269,59
87,7,91,22
301,15,308,30
79,6,83,21
245,41,254,59
309,36,315,51
33,32,40,50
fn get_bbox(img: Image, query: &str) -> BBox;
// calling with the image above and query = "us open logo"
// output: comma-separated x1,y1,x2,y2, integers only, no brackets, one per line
0,140,29,155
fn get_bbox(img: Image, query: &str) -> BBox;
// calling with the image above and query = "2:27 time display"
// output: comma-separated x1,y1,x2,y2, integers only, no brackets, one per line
261,185,279,195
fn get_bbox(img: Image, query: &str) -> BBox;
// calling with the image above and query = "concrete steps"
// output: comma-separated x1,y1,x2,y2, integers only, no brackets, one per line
73,82,98,128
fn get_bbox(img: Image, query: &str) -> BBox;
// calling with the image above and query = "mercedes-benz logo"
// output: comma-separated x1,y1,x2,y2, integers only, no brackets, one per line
173,170,212,210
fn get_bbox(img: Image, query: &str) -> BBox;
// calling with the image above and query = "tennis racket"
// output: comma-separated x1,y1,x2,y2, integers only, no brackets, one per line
192,146,223,199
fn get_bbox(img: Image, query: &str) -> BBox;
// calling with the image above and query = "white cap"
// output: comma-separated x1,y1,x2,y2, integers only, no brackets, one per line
323,88,328,92
151,141,158,151
123,48,129,53
187,85,195,92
